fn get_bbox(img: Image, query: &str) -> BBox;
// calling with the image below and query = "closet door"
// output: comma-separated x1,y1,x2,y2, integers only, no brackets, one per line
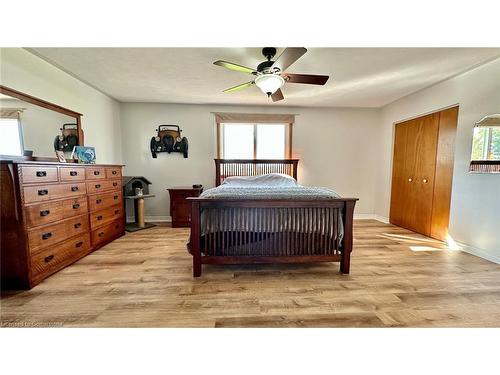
390,107,457,240
430,106,458,240
409,113,439,236
390,113,439,236
389,121,411,228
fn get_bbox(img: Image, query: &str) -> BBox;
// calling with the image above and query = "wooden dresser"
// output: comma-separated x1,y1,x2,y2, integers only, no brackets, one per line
0,160,125,289
168,187,203,227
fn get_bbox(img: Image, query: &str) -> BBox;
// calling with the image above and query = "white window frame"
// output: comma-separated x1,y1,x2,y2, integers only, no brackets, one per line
217,122,292,159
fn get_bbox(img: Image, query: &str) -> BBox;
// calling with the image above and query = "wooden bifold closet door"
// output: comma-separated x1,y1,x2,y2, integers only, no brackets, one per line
390,106,458,241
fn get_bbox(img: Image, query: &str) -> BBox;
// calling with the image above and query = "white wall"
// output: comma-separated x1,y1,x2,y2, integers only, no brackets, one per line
120,103,380,220
0,48,122,164
376,58,500,262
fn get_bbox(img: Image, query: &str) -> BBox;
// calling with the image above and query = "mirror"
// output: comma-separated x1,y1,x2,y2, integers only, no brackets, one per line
0,86,83,160
470,114,500,173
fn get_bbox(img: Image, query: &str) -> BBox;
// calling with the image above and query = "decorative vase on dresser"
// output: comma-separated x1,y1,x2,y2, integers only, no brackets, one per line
0,160,125,289
168,187,203,227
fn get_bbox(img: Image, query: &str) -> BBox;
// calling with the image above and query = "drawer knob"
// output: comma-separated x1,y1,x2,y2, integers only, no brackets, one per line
71,186,79,192
114,195,118,200
98,232,104,237
112,170,117,175
70,171,78,176
94,171,100,175
95,184,101,189
115,224,120,229
73,203,80,209
38,189,49,196
44,255,54,263
97,215,103,221
96,199,102,204
113,182,118,187
36,171,47,177
75,241,83,248
40,209,50,217
114,210,119,214
42,232,52,240
74,223,82,229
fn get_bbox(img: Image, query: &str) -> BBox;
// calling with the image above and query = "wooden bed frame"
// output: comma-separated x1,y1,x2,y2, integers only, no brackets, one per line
188,159,357,277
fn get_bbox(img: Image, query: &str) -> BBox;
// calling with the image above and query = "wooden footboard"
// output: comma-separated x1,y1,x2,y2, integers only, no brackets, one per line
188,198,357,277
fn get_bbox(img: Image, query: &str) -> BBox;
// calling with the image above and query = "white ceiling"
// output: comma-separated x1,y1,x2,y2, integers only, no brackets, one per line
29,48,500,108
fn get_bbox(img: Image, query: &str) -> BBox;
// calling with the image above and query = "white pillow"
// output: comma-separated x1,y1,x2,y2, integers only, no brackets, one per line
221,173,298,187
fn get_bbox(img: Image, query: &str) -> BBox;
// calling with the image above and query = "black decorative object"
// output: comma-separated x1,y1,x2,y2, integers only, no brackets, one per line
54,123,79,152
150,125,188,158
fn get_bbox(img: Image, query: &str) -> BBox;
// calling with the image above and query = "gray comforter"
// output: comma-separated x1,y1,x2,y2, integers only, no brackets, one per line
199,184,344,242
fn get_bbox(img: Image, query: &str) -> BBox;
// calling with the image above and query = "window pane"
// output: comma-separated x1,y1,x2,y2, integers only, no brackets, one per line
0,118,23,156
256,124,285,159
223,123,254,158
489,127,500,160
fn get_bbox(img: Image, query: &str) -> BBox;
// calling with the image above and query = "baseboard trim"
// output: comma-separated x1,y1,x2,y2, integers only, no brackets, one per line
354,214,390,223
457,241,500,265
127,216,171,223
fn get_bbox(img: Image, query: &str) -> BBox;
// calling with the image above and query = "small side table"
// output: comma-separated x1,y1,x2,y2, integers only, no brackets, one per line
125,194,156,232
168,187,203,227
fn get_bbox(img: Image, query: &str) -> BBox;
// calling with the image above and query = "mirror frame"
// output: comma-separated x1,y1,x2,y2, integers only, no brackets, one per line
0,85,84,161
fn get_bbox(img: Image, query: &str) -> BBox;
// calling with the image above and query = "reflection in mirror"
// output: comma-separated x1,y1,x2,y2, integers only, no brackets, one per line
470,114,500,173
0,93,77,158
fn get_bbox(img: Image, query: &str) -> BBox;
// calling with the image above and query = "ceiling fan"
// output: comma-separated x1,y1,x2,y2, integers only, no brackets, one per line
213,47,329,102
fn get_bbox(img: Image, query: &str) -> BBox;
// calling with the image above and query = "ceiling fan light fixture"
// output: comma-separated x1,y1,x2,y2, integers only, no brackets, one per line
255,74,284,96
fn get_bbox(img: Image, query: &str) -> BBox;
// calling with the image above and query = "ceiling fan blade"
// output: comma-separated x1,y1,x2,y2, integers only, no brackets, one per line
222,81,254,93
271,88,284,102
271,47,307,72
284,73,329,85
214,60,256,75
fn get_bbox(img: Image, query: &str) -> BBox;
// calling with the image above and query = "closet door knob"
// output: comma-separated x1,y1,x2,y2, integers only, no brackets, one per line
423,178,428,183
408,178,413,182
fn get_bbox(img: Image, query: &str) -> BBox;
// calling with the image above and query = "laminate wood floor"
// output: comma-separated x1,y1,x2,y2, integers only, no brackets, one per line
2,220,500,327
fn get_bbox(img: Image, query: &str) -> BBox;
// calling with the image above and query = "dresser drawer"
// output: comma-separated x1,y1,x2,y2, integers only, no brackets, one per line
30,233,91,283
27,214,89,252
86,179,121,194
88,190,122,212
20,166,58,184
106,167,122,179
23,182,86,204
86,166,106,180
61,196,88,217
25,201,63,228
59,166,86,182
90,204,123,230
25,196,89,228
91,219,124,247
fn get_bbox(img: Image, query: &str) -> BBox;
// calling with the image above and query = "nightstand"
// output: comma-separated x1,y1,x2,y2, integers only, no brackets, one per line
167,187,203,227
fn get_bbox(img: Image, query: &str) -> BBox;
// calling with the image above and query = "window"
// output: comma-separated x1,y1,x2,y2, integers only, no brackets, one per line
471,126,500,161
0,118,23,156
469,114,500,173
219,123,290,159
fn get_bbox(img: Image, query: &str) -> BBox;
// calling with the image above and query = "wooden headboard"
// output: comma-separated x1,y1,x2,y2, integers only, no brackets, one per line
214,159,299,186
